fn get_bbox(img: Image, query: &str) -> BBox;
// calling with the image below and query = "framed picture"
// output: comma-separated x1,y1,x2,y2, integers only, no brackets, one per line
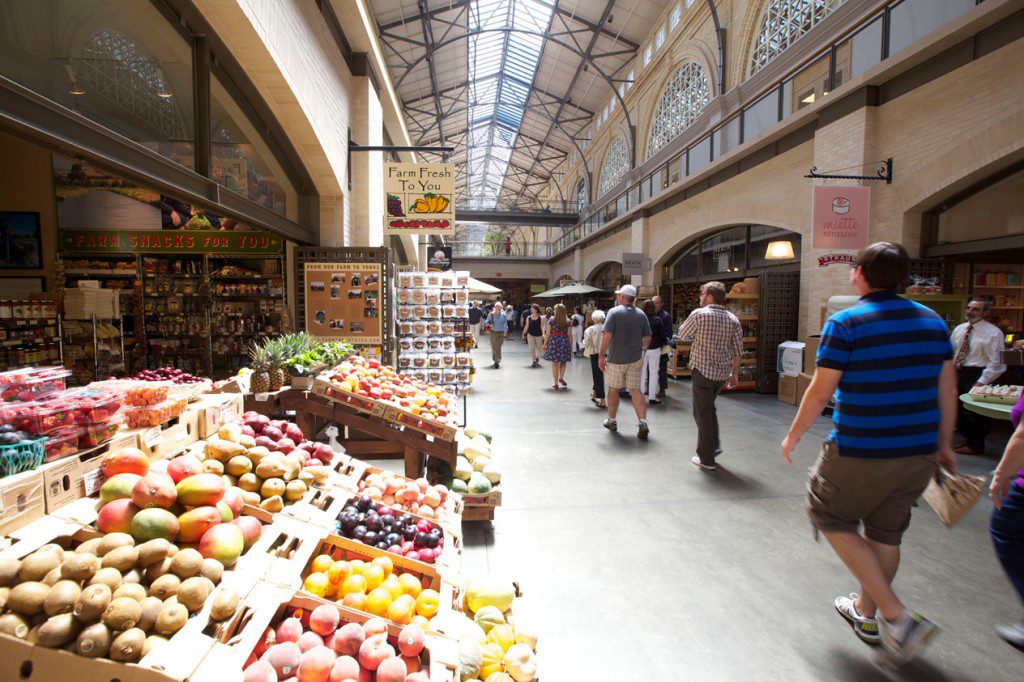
0,212,42,268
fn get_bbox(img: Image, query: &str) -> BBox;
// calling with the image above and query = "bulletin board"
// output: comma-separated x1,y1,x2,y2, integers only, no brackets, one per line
303,262,383,344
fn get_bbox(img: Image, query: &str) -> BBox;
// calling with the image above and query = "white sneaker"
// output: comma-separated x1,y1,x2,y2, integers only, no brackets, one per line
691,456,716,471
878,610,939,666
834,594,880,645
603,418,617,431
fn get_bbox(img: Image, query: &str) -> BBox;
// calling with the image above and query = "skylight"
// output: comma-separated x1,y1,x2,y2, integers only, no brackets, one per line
463,0,554,209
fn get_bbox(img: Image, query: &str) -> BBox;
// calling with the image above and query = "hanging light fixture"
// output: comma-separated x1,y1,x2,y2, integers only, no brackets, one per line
765,240,795,260
155,67,173,98
64,64,85,96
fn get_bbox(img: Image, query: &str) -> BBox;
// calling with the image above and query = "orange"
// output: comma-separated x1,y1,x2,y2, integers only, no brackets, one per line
382,575,403,601
311,554,334,574
411,615,430,630
398,573,423,598
341,574,368,597
371,556,394,577
415,589,439,618
327,560,351,585
386,597,414,625
366,587,393,617
304,572,330,597
364,564,386,591
341,592,367,611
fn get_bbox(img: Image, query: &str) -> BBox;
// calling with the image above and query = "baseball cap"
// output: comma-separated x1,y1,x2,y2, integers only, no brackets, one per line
615,284,637,297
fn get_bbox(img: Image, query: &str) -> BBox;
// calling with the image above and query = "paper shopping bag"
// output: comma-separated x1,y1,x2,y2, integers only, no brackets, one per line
922,468,986,528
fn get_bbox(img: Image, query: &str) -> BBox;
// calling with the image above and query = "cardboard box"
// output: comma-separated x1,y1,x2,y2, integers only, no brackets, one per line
778,373,799,405
63,287,119,320
777,341,806,376
804,335,821,374
135,410,200,461
42,430,138,512
192,392,245,438
0,468,45,536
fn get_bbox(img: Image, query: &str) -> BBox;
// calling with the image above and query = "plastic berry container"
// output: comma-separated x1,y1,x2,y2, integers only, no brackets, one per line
70,389,123,424
79,417,123,448
43,428,80,462
0,401,39,434
32,397,78,435
124,400,176,428
125,383,169,406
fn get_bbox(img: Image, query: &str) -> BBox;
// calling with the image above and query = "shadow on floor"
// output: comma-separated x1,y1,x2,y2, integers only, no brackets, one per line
823,648,957,682
461,521,494,549
704,464,765,495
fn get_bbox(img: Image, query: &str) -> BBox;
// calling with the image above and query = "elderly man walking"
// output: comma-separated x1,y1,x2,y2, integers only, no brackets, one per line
486,302,508,368
599,285,653,439
675,281,743,471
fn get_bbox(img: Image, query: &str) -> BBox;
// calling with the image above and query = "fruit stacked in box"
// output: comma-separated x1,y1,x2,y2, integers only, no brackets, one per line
356,468,457,523
95,446,263,566
335,493,446,565
198,413,334,514
451,429,500,497
321,356,459,426
244,608,439,682
0,366,70,403
0,531,245,664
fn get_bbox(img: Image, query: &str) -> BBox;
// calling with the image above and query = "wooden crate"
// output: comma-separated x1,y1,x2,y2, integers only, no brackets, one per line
310,378,386,417
332,459,463,523
382,405,457,442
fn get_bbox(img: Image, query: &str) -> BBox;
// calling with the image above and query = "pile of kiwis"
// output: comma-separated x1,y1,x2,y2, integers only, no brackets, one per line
0,533,240,664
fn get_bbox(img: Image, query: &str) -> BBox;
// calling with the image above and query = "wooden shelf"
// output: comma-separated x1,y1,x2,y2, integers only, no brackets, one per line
973,285,1024,289
736,315,758,321
742,337,757,344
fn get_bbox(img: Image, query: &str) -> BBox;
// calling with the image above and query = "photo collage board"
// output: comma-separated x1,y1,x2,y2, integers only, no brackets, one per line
303,262,382,344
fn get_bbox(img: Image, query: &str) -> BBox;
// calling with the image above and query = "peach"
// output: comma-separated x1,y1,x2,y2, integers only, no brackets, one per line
243,660,279,682
253,626,276,658
275,617,303,644
357,633,394,671
309,605,340,636
297,632,324,653
327,622,364,656
404,673,430,682
297,646,336,682
417,507,434,519
261,642,301,679
374,657,407,682
327,656,360,682
362,618,388,639
400,655,421,674
396,625,424,658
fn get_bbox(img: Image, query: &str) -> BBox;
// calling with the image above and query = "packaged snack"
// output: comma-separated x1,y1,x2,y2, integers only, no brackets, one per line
442,305,456,318
398,337,413,351
427,337,441,351
413,321,428,336
411,272,425,288
398,355,412,369
426,272,441,287
425,289,442,305
440,337,455,352
398,272,412,288
456,353,471,367
427,320,443,335
412,336,428,351
425,305,441,318
411,289,426,305
442,321,456,335
398,306,414,320
455,271,469,286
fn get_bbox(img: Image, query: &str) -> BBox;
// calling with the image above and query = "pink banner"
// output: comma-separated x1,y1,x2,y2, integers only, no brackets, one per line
812,186,871,250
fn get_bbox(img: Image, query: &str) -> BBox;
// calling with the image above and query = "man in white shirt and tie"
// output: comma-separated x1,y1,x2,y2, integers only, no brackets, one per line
951,297,1006,455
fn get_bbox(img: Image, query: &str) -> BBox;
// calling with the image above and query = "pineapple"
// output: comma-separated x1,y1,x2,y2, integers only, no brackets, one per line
248,342,271,394
265,338,287,391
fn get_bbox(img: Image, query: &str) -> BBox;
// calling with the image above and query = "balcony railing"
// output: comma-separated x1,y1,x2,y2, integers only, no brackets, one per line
455,199,580,214
554,0,982,256
451,241,554,258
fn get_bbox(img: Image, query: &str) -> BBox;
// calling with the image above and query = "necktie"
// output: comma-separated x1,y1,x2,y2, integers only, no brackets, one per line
955,324,973,368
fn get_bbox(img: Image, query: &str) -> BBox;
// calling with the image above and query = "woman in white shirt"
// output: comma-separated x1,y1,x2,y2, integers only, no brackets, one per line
582,309,606,407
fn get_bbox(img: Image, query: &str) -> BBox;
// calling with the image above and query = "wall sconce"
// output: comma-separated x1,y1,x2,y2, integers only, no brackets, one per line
765,240,795,260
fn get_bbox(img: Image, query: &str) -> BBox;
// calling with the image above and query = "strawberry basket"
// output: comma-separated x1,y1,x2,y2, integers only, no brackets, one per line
0,437,46,476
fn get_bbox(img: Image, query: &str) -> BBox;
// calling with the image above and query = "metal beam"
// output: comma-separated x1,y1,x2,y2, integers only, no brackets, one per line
417,1,448,147
378,0,471,31
552,6,639,50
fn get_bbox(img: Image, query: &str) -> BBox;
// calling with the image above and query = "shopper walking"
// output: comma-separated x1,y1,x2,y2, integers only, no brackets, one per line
951,297,1006,455
640,300,668,405
505,305,515,340
653,296,673,398
583,309,606,408
486,302,508,368
468,302,483,349
571,306,585,357
543,303,573,390
675,282,742,469
990,392,1024,652
780,242,957,666
522,304,546,367
599,285,652,439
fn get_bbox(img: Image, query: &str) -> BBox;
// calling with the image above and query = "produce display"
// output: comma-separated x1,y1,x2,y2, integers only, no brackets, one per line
244,334,356,388
123,398,187,428
321,356,459,426
335,495,445,564
0,366,70,402
357,470,455,521
451,430,500,496
132,366,207,385
244,610,435,682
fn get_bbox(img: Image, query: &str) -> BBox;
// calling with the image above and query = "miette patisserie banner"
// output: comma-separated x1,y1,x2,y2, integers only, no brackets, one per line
812,185,871,250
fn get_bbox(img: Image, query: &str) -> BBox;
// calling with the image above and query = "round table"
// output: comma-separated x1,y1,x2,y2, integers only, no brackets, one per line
959,393,1015,421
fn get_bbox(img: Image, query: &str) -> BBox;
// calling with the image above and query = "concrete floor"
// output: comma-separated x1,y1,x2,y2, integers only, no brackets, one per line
385,337,1021,680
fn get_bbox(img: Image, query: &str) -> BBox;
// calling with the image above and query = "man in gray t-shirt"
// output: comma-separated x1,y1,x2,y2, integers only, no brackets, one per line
599,285,653,439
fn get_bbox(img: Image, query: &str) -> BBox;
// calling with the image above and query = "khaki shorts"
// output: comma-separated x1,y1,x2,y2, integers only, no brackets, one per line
807,441,936,546
605,359,642,391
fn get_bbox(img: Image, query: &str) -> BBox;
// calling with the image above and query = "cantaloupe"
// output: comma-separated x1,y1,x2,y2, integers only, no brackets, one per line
472,456,490,473
502,644,537,681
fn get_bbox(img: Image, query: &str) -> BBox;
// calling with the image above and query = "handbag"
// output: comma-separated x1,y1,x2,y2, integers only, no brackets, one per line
922,467,986,528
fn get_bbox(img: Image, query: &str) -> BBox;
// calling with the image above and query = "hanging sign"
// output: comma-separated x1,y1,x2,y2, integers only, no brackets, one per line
59,229,284,255
812,186,871,250
303,263,382,344
384,163,455,236
817,253,857,268
622,252,644,276
427,246,453,272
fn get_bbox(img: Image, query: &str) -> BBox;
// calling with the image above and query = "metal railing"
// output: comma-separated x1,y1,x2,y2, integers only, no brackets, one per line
455,199,580,214
450,241,554,258
554,0,983,255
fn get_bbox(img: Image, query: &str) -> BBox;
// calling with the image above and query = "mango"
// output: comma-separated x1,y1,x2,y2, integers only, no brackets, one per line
99,474,142,505
96,499,140,535
176,473,226,507
131,473,177,510
198,524,244,568
100,448,149,478
231,516,262,550
130,508,180,543
177,507,221,543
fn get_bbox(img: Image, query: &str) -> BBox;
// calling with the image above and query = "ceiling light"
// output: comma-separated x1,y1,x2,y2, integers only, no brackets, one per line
765,240,795,260
801,92,815,104
64,64,84,96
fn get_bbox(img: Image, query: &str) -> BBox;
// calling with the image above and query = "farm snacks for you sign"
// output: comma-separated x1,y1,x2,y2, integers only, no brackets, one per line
384,163,455,236
304,262,382,344
59,229,284,255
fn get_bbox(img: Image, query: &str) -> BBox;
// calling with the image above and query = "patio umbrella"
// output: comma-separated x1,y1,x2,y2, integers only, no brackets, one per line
467,277,502,295
552,283,605,296
532,285,569,298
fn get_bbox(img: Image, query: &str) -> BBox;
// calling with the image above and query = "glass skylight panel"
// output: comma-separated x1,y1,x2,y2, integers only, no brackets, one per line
670,3,682,29
656,27,666,49
643,44,653,66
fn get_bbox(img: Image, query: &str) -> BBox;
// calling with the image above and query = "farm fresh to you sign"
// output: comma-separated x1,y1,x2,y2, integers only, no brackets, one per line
384,163,455,236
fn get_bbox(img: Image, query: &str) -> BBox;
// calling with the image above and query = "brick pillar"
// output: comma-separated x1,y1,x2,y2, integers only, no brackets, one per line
349,76,384,247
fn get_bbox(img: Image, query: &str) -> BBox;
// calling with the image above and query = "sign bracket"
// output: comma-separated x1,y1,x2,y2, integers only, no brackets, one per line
805,158,893,184
349,141,455,163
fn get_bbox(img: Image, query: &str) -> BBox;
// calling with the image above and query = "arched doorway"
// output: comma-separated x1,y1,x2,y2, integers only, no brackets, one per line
588,261,626,292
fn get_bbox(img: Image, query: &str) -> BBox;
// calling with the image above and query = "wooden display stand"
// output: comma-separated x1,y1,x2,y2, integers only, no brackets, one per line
667,343,691,378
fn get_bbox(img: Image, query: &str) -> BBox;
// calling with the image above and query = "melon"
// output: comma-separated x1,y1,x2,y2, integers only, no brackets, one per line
502,644,537,682
471,456,490,473
458,637,483,681
450,479,469,494
482,462,501,485
467,472,492,494
479,642,505,679
454,456,472,482
473,605,505,634
465,577,515,614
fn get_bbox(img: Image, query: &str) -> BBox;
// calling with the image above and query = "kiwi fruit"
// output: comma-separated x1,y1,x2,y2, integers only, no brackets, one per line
42,566,63,586
37,544,66,559
136,596,164,632
76,622,112,658
148,574,180,600
96,533,134,557
136,539,171,567
61,552,100,582
75,538,103,555
0,586,9,610
18,551,62,582
169,549,203,579
73,583,111,622
87,567,123,591
154,602,188,636
43,580,81,616
113,583,148,602
143,634,168,657
210,588,240,621
0,613,30,639
102,545,139,572
102,596,141,630
0,557,21,586
36,613,81,648
199,558,223,584
177,577,212,613
110,627,146,662
122,568,143,585
145,557,173,583
7,581,50,616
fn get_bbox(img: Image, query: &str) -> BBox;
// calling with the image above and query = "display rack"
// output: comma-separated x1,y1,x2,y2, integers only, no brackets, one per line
61,316,124,383
725,290,759,391
0,301,62,372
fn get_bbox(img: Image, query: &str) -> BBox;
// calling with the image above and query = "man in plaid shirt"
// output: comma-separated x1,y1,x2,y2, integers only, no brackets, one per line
675,281,743,470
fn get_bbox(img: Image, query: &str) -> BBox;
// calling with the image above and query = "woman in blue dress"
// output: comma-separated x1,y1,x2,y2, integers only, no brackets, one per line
543,303,573,391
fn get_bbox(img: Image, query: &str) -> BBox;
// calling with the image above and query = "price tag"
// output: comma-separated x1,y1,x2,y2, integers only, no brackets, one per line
83,468,103,496
255,393,270,402
143,427,163,449
220,405,236,425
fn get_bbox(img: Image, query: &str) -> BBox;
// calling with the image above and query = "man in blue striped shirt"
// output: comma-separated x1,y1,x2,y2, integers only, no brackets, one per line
781,242,958,667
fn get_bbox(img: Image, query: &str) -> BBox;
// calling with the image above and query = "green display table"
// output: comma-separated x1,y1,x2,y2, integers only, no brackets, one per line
959,393,1015,421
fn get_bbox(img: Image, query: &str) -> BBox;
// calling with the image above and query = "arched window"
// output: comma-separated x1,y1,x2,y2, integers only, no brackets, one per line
646,62,710,160
74,30,188,139
750,0,844,75
575,178,587,213
598,138,629,197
